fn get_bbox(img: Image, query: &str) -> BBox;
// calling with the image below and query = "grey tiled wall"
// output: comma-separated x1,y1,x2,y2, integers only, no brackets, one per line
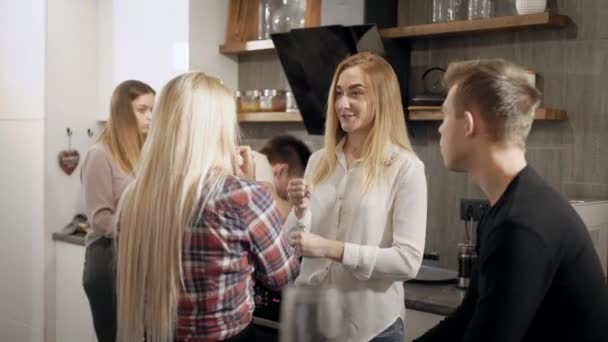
237,51,325,151
239,0,608,269
402,0,608,268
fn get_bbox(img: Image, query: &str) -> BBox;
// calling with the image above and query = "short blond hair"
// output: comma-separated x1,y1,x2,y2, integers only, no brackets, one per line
443,59,541,147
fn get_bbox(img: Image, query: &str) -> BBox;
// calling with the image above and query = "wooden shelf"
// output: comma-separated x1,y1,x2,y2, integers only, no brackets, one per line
220,13,569,55
408,106,445,121
408,106,567,121
221,0,321,55
380,13,569,39
237,111,302,122
220,39,274,55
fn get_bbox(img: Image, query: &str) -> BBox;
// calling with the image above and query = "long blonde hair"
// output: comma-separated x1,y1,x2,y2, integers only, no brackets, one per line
99,80,155,173
310,52,413,190
116,72,239,342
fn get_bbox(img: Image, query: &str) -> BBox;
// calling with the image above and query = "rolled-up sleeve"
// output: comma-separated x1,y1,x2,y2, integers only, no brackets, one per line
248,185,300,290
342,159,427,281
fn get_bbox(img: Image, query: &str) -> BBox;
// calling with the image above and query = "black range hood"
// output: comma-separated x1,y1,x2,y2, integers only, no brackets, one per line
271,24,411,135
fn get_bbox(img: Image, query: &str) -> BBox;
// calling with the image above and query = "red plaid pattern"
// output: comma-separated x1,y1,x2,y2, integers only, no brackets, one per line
176,176,299,341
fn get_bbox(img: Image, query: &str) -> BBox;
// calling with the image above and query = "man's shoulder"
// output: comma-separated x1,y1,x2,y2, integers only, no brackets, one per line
486,169,587,252
507,169,576,227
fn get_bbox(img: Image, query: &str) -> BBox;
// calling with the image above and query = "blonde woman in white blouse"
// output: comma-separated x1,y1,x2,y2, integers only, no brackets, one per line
286,52,428,342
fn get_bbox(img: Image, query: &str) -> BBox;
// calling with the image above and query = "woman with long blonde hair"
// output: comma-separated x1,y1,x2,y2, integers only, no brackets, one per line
81,80,155,342
116,72,300,342
286,52,428,341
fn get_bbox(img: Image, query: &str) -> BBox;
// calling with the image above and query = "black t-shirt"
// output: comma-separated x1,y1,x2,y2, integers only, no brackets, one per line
416,166,608,342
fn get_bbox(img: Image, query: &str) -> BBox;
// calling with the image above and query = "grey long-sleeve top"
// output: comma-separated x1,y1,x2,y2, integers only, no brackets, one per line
81,143,132,246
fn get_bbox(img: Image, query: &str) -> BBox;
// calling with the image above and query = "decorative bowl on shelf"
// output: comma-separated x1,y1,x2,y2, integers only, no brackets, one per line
515,0,546,15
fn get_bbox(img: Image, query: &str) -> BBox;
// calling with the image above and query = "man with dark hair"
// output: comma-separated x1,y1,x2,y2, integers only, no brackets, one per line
260,135,312,221
416,59,608,342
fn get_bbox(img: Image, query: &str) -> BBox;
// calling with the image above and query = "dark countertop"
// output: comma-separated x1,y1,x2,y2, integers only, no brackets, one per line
52,232,465,316
253,281,465,331
52,232,86,246
403,281,465,316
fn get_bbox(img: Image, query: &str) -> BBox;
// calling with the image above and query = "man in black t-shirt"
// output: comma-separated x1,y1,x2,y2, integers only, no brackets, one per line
416,59,608,342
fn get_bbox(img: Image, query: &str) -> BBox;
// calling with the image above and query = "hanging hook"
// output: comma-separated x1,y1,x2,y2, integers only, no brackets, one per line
87,128,94,138
66,127,73,150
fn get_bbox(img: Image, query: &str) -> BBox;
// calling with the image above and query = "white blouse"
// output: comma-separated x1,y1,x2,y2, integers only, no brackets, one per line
285,140,428,342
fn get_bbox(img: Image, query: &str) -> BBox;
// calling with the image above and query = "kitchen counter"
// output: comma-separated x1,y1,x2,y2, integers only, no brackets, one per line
403,281,465,316
52,233,465,317
52,232,86,246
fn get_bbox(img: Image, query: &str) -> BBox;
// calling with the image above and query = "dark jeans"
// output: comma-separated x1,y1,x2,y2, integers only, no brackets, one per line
82,237,116,342
369,318,404,342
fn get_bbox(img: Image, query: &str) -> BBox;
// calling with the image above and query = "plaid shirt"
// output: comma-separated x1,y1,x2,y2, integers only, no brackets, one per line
176,175,300,341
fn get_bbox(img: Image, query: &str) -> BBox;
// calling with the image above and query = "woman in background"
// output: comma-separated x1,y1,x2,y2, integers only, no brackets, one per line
115,72,299,342
286,52,428,342
81,80,155,342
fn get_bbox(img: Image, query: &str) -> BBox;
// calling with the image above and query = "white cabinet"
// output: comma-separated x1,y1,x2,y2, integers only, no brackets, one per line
571,200,608,277
405,310,445,342
55,241,97,342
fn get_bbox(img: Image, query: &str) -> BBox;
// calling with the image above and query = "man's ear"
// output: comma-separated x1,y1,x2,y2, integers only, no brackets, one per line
271,163,289,176
280,163,289,176
463,110,475,137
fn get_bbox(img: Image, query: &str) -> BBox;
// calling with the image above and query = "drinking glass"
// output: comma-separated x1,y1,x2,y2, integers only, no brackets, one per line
280,284,344,342
432,0,448,23
447,0,467,21
468,0,493,20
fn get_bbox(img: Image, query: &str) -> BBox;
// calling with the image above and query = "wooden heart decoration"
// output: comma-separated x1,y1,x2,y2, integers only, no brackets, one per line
58,150,80,175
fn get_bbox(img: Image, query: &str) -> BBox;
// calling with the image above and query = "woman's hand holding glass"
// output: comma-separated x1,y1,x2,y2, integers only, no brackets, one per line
287,178,311,219
290,231,327,258
289,230,344,261
234,146,255,180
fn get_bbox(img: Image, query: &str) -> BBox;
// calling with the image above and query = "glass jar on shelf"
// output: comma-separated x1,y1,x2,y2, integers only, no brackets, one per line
260,89,287,112
273,90,287,112
468,0,493,20
432,0,448,23
234,90,243,113
240,90,261,113
257,0,274,40
495,0,516,16
447,0,467,21
285,91,298,112
271,0,306,34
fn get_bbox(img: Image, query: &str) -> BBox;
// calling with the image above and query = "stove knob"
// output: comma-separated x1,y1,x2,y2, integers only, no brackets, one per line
254,294,263,305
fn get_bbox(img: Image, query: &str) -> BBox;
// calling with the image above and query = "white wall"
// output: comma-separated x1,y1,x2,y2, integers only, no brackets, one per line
189,0,238,90
95,0,190,120
115,0,189,88
1,1,236,341
97,0,114,120
47,0,192,338
45,0,100,340
0,0,46,120
0,0,46,340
